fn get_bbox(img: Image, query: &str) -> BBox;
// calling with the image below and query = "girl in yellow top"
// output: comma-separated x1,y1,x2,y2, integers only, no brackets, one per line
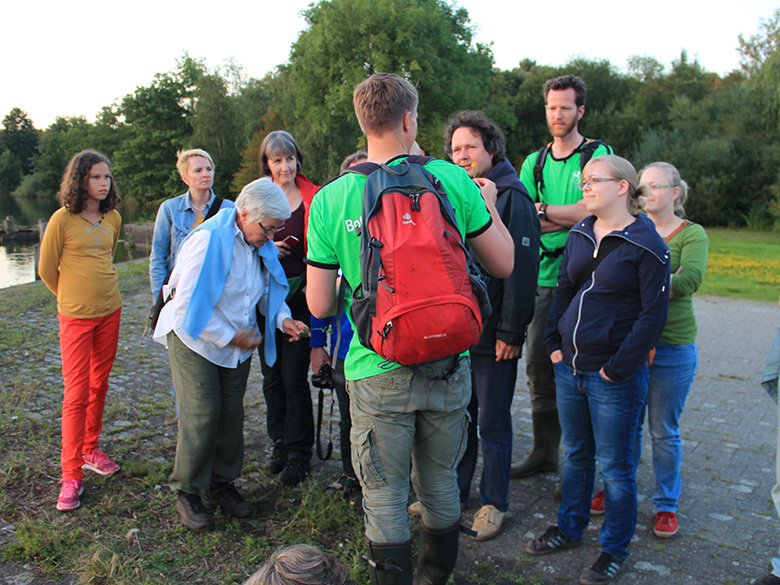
39,150,123,512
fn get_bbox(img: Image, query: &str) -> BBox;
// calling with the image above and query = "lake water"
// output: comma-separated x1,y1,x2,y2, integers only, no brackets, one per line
0,194,151,290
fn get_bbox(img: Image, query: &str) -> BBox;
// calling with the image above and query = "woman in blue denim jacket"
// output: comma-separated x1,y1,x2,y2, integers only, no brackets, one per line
525,155,670,585
149,149,234,298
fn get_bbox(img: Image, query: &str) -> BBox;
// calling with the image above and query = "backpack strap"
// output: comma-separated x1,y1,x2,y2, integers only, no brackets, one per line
663,220,693,243
205,196,224,220
573,236,623,291
532,143,552,201
576,139,612,173
344,155,435,178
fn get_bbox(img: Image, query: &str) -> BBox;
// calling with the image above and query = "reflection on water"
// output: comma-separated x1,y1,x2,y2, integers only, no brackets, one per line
0,243,36,288
0,193,153,290
0,241,149,290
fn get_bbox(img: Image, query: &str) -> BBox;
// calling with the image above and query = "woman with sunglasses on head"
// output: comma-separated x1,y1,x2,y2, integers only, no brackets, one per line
590,162,707,540
257,131,319,486
525,155,670,585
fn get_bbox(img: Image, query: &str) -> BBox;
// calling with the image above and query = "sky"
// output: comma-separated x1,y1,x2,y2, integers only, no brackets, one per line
3,0,777,130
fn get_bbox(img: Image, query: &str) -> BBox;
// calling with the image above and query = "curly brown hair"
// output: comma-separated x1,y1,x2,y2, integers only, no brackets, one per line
59,150,121,214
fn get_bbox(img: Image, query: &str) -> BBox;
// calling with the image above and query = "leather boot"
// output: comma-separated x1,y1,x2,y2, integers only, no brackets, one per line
414,521,460,585
510,410,561,479
366,539,414,585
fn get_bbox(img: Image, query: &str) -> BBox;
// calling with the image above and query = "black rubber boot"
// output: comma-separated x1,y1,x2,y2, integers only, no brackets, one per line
366,540,414,585
510,410,561,479
414,522,460,585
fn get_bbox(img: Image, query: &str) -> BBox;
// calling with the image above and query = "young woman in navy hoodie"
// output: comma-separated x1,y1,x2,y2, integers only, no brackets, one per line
525,155,670,585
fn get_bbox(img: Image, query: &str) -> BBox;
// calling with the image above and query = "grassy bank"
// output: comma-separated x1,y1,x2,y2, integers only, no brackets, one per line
0,261,368,585
698,228,780,303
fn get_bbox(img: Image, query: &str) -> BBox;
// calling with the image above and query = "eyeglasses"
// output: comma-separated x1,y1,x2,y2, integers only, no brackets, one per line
258,221,284,236
639,183,671,193
578,177,619,190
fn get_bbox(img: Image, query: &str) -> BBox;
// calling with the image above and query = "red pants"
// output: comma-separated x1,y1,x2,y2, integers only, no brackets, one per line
58,308,121,480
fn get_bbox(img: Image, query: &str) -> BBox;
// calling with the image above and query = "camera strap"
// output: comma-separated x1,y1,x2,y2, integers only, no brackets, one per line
316,380,334,461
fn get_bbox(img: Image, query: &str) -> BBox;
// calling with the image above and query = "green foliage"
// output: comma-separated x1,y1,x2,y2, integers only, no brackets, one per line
5,4,780,228
1,107,38,177
284,0,493,181
0,148,23,193
188,72,244,198
112,73,191,201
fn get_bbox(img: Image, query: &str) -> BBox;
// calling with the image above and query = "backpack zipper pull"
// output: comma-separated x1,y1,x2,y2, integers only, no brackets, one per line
410,193,421,211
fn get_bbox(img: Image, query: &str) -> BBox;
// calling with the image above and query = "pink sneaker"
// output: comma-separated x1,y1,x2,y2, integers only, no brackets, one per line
56,479,83,511
82,449,120,476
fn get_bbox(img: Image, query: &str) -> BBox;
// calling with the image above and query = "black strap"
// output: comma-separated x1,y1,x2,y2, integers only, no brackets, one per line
532,142,553,198
315,385,334,460
206,196,224,220
532,139,611,200
315,275,349,460
148,196,226,330
573,237,623,291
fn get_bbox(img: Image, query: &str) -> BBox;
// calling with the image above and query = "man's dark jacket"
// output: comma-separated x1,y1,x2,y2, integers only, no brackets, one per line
472,158,541,354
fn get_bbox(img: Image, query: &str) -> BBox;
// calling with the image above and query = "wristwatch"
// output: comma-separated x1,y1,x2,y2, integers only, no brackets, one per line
538,203,548,221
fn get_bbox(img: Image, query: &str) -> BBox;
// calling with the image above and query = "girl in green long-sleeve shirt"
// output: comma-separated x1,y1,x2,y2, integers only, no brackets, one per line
591,162,708,539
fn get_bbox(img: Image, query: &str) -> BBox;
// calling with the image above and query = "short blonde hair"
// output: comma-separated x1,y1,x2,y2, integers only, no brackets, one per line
244,545,354,585
353,73,418,136
176,148,215,178
583,154,643,215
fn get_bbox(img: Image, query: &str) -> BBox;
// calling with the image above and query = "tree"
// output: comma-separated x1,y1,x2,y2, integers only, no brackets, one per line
188,72,244,198
112,73,191,201
284,0,494,181
627,55,664,82
0,149,22,193
739,9,780,127
1,108,38,177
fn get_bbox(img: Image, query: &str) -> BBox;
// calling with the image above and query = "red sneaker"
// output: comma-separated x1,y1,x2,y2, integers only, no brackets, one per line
590,490,605,516
82,449,120,476
653,511,678,538
56,479,83,511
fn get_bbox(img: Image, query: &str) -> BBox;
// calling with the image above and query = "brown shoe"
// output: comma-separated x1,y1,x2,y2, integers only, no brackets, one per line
176,491,211,530
469,505,505,541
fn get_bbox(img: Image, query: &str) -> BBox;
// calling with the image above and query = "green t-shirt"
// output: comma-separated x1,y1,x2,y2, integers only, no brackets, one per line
306,157,492,381
519,141,611,286
659,221,708,345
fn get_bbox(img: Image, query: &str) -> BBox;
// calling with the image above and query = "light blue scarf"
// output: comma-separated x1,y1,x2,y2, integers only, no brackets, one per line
180,207,289,366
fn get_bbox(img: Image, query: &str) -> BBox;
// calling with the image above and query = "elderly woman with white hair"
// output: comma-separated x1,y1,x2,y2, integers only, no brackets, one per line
153,178,309,530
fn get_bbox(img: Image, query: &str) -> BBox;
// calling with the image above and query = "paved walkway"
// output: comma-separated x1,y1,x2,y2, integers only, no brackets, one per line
465,295,780,584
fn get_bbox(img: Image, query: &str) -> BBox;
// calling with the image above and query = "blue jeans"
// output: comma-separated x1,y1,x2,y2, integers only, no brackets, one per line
635,343,697,513
555,361,647,560
349,356,471,543
457,352,517,512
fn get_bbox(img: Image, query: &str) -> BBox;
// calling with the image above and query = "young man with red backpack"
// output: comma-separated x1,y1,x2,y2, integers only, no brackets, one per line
306,73,514,585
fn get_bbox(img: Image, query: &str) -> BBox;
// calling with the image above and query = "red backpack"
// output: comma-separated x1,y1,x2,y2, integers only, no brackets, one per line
347,157,490,367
